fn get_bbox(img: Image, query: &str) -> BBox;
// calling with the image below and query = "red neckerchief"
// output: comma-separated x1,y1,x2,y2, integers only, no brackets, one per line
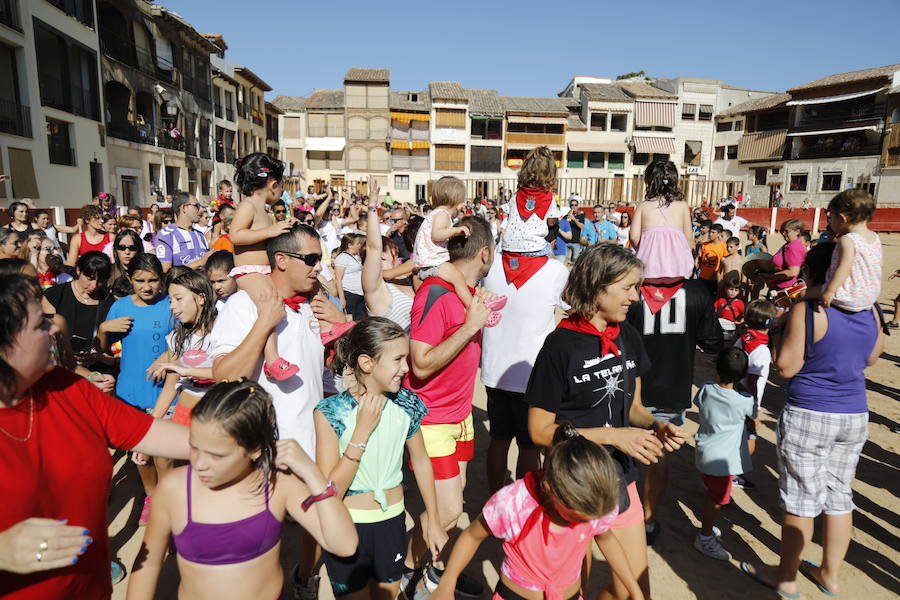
515,187,554,221
741,329,769,354
557,316,621,357
283,295,308,312
37,270,58,289
641,281,684,315
502,252,549,289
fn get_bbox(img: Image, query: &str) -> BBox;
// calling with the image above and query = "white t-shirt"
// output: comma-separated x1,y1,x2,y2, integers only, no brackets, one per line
209,290,324,454
318,220,340,256
735,337,770,417
334,252,363,295
480,258,569,393
715,215,748,240
616,225,630,247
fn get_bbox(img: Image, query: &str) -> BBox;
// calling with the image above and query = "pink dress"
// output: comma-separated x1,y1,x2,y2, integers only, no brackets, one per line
413,207,451,269
635,202,693,280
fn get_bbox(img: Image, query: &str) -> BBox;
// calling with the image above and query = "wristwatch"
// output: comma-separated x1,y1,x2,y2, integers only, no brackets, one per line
301,481,337,511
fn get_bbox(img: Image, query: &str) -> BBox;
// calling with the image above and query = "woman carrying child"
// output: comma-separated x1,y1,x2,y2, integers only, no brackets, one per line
314,317,446,599
126,380,358,600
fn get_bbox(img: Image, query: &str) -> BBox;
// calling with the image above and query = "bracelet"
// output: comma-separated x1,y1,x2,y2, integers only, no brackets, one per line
346,441,367,450
301,480,337,511
342,452,361,463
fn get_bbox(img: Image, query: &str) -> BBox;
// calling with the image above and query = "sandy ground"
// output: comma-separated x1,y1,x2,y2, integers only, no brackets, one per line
109,235,900,600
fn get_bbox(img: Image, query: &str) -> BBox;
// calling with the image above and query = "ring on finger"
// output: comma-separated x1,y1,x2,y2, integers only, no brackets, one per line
35,551,43,562
39,539,49,552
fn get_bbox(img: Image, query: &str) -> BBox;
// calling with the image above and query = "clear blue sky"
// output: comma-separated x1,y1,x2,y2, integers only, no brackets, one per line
167,0,900,99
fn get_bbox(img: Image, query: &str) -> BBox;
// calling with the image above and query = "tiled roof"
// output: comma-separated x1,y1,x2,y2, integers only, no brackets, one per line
501,96,569,115
271,95,308,112
429,81,467,101
344,68,390,83
580,83,631,102
265,101,283,114
617,81,677,99
788,63,900,91
465,88,504,116
390,90,431,111
717,93,790,117
201,33,227,50
305,89,345,110
234,66,272,91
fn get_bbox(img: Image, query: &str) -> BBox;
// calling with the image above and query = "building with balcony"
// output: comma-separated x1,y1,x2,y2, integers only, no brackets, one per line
389,89,431,204
271,95,307,191
782,64,898,205
304,88,345,189
1,0,106,207
879,84,900,203
265,100,281,161
209,38,239,188
344,68,390,191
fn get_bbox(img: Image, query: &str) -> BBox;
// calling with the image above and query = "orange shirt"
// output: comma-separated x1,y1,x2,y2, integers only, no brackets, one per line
210,233,233,253
699,241,727,280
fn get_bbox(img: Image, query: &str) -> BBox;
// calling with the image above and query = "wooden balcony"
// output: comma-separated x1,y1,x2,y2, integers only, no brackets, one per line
505,132,565,147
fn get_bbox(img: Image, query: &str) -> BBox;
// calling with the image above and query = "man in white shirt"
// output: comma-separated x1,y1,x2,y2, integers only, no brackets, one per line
714,204,749,239
480,245,569,493
210,223,340,598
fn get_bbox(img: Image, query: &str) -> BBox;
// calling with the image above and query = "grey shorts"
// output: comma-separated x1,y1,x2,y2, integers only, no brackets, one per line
645,406,686,427
414,264,441,281
777,405,868,517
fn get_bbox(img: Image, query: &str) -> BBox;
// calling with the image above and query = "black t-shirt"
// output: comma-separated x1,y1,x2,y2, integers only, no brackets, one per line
625,279,723,411
44,282,113,354
524,322,650,484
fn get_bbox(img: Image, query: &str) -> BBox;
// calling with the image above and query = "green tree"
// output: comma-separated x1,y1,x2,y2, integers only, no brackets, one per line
616,70,646,80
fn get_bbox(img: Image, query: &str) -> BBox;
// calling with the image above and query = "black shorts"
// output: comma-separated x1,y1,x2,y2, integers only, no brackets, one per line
486,387,536,449
323,512,407,596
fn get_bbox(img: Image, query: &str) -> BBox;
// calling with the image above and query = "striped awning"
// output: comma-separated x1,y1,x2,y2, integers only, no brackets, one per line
737,130,787,162
634,101,676,128
506,142,565,150
632,136,676,154
390,112,430,123
390,140,430,150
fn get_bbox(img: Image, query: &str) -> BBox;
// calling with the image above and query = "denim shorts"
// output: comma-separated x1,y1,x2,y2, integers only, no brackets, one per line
645,406,686,427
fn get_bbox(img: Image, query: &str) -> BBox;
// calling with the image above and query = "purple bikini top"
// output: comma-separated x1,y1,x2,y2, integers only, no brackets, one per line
172,465,282,566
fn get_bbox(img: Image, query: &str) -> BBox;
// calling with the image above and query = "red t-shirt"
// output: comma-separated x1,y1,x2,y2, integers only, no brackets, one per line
714,298,745,322
0,368,153,600
404,278,482,425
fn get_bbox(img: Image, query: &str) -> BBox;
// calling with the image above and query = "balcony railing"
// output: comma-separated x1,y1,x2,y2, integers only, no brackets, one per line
797,105,885,128
134,45,156,77
158,133,185,152
49,144,75,166
100,32,133,66
504,132,565,146
225,106,234,121
107,121,155,145
0,0,21,31
792,143,882,160
0,99,31,138
214,103,222,118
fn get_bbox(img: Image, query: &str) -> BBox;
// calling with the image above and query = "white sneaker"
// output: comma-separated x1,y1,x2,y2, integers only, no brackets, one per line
693,534,731,560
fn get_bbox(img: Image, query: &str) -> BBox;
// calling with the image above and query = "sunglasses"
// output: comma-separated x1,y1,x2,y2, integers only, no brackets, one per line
116,244,138,251
278,251,322,266
274,209,286,213
162,219,174,224
302,219,314,225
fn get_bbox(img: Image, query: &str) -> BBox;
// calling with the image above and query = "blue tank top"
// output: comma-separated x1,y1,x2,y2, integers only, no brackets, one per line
787,304,877,414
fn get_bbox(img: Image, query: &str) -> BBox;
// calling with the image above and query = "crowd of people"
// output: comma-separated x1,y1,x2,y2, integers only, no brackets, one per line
0,147,888,600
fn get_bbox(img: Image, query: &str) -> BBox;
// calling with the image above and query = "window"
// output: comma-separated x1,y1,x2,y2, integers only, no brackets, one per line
608,153,625,170
681,103,696,120
587,152,605,168
367,85,388,109
633,152,649,166
821,171,842,191
754,168,767,186
734,120,743,131
435,109,466,129
348,116,367,140
1,0,21,30
7,147,39,197
470,118,502,140
395,175,409,190
716,121,733,132
771,168,780,175
348,147,368,171
714,146,725,160
590,112,607,131
346,84,366,108
0,43,30,137
698,105,713,121
470,146,501,172
567,151,584,168
369,117,389,140
407,93,418,103
609,113,627,132
726,145,738,160
684,140,702,166
435,144,465,171
46,118,74,165
789,173,808,191
47,0,94,28
120,175,137,207
33,19,100,120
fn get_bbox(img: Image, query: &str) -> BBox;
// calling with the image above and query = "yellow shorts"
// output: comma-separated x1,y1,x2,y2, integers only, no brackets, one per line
419,414,475,480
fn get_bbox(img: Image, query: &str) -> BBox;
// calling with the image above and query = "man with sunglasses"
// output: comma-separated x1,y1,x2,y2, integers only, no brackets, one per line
154,191,213,271
387,207,412,260
210,222,349,600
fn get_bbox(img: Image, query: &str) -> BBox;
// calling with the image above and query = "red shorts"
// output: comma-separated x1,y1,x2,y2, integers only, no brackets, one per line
703,474,733,506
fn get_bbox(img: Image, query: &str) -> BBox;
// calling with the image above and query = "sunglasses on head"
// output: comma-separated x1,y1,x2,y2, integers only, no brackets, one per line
116,244,138,251
278,250,321,266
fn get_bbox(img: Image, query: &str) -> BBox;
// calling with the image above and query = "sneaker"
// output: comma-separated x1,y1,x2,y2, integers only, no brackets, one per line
645,521,661,546
292,573,320,600
111,560,127,584
138,496,151,526
693,534,731,561
887,321,898,329
732,475,756,489
425,565,483,598
400,567,426,600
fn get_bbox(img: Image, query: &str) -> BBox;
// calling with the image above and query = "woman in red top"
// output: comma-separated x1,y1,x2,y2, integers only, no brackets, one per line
0,274,190,599
66,205,110,266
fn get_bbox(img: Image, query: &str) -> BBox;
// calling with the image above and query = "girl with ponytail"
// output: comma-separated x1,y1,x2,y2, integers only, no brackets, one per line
127,379,358,600
432,423,644,600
